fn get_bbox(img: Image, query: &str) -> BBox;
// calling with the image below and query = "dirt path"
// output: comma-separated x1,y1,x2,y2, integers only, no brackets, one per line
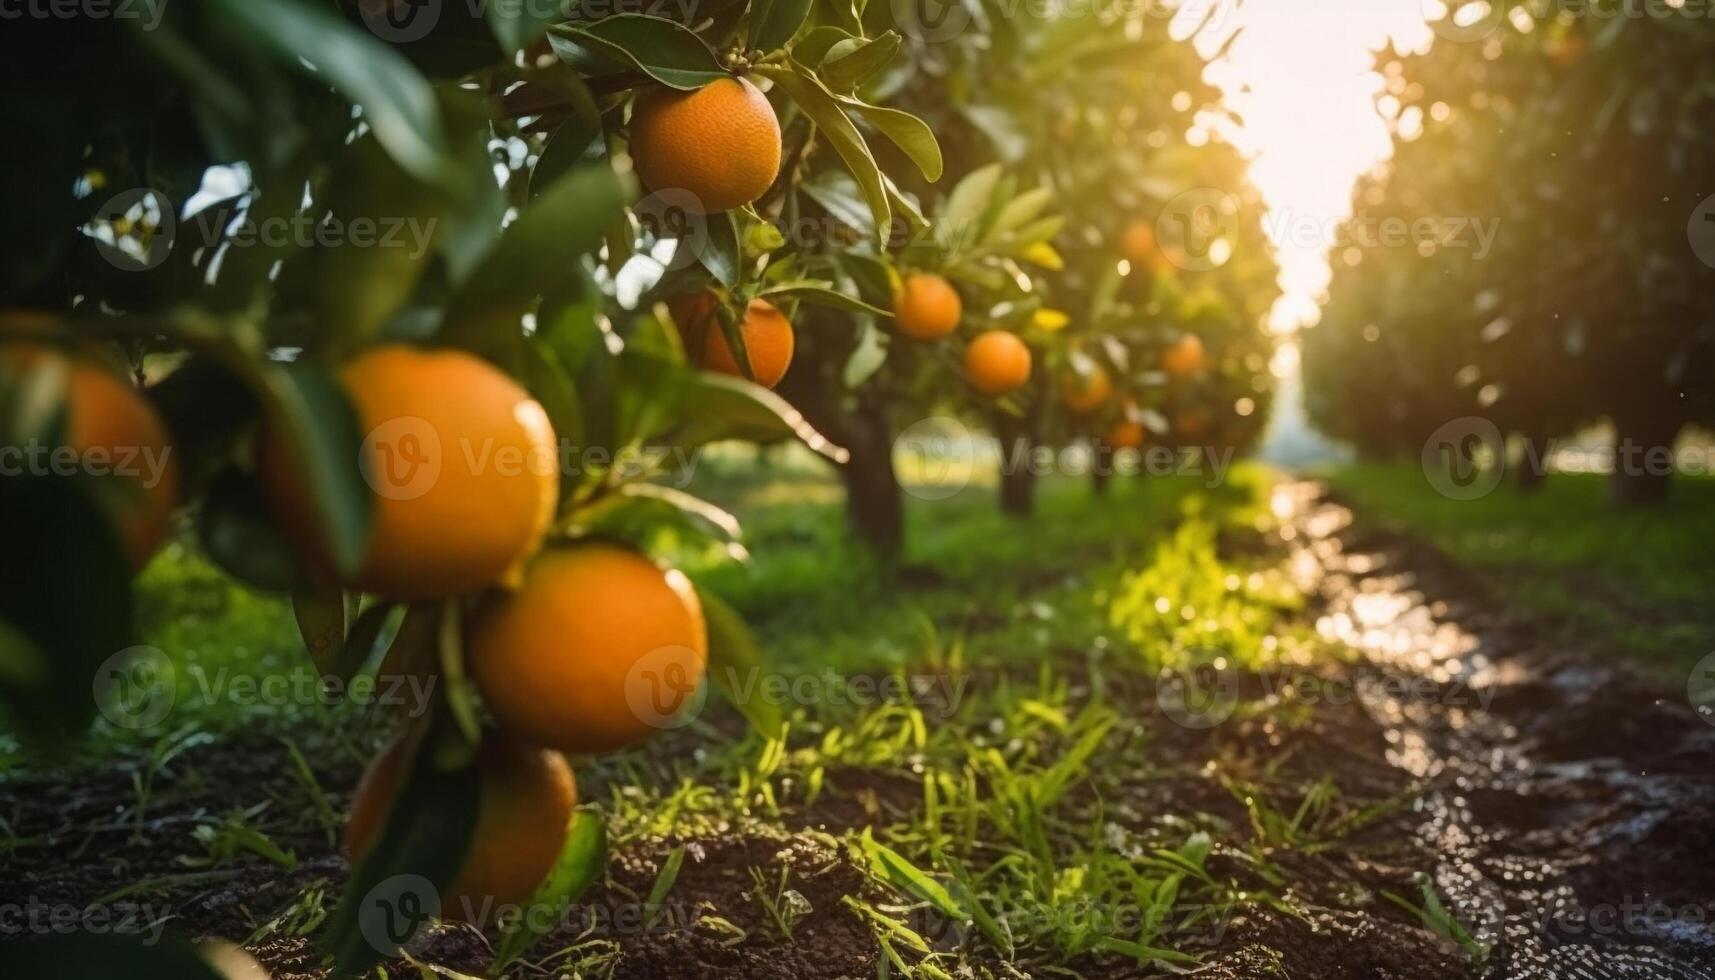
1280,482,1715,979
2,482,1712,979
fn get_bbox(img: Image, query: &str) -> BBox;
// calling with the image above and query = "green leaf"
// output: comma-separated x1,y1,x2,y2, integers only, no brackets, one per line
697,586,785,738
821,32,902,94
844,321,890,388
493,807,609,969
0,936,226,980
938,163,1003,250
757,281,893,316
198,467,308,592
750,0,815,53
861,832,965,920
758,62,890,234
700,211,742,289
574,484,743,548
668,370,849,463
0,475,133,739
323,724,482,976
445,164,630,360
530,119,607,204
338,601,401,683
987,187,1054,241
207,0,452,188
800,169,876,238
552,15,728,90
489,0,562,55
260,365,374,578
792,25,858,66
291,587,348,674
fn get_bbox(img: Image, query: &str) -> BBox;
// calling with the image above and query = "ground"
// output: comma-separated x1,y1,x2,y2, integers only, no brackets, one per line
2,460,1712,979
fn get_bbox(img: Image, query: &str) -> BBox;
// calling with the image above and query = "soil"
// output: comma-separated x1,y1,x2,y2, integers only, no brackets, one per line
2,482,1712,979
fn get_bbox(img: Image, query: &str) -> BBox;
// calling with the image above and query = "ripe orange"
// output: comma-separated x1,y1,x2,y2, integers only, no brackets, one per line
0,343,179,569
469,543,709,755
964,331,1033,396
893,273,963,341
669,293,795,389
1061,363,1113,413
1162,335,1208,380
262,345,559,600
630,77,782,214
1107,419,1146,450
346,732,576,924
1121,220,1165,271
1175,408,1214,443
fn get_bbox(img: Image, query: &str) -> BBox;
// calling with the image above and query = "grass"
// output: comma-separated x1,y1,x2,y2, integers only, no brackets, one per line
1321,462,1715,675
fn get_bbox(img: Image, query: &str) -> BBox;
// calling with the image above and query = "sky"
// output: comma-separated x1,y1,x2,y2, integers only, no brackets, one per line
1180,0,1438,334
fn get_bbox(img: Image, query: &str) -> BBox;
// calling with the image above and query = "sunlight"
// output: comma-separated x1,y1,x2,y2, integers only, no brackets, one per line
1182,0,1436,333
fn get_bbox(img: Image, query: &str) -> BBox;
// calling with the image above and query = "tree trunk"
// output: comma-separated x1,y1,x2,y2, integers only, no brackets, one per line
1090,456,1112,498
839,400,905,559
1513,431,1550,494
1609,409,1682,507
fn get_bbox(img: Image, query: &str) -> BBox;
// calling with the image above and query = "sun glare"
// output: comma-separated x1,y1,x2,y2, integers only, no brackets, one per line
1181,0,1435,334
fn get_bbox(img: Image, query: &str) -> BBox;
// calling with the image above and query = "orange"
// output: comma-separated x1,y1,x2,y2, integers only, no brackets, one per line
1,343,179,569
469,543,709,755
893,273,962,341
1121,220,1165,271
261,345,559,600
346,732,576,924
630,77,782,214
1162,335,1207,380
1175,408,1214,443
1061,363,1113,413
964,331,1033,396
1106,419,1146,451
670,293,795,389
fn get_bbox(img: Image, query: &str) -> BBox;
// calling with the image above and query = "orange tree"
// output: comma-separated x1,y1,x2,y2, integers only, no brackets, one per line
0,1,957,974
1305,2,1715,503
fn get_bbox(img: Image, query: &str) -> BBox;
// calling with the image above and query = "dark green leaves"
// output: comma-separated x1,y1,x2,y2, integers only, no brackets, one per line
207,0,452,187
259,365,374,578
551,15,728,90
749,0,815,54
699,586,785,738
493,808,610,970
0,936,226,980
323,726,482,977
